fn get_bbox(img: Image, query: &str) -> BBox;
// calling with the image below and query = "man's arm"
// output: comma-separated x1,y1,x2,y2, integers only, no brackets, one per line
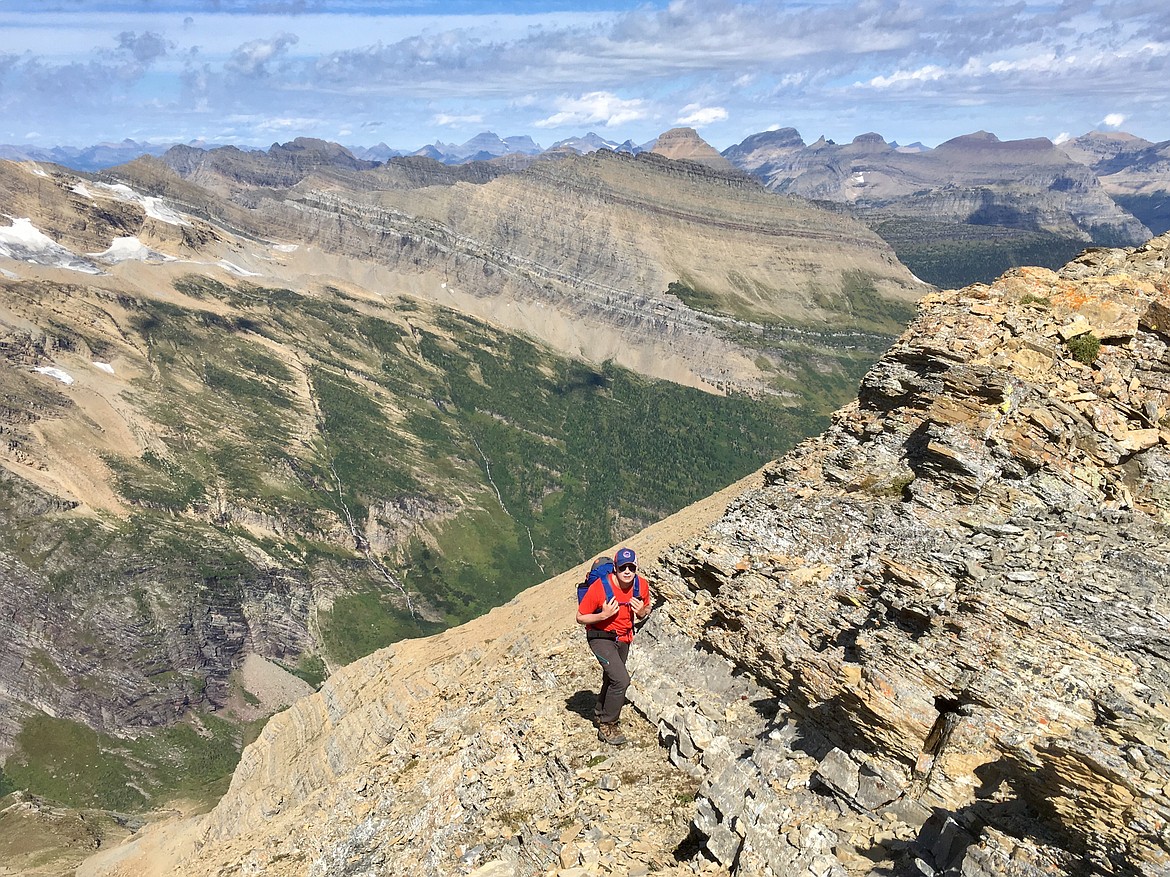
577,598,620,625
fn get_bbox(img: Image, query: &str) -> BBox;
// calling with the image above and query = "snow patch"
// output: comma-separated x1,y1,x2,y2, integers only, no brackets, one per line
0,217,103,274
93,361,116,374
271,243,299,253
90,235,175,264
34,366,75,385
94,182,139,200
218,260,260,277
90,182,190,226
27,164,50,178
72,182,96,199
1,216,61,249
143,197,190,226
1,267,19,279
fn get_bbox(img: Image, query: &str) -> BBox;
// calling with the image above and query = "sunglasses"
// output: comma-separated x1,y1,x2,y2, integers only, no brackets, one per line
617,563,637,572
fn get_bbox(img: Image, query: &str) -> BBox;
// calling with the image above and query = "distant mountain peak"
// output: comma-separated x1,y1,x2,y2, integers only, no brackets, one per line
719,127,809,174
548,132,649,156
650,127,737,172
936,131,1056,153
412,131,544,164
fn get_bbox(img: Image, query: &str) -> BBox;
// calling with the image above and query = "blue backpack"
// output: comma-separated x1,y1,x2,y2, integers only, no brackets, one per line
577,555,643,607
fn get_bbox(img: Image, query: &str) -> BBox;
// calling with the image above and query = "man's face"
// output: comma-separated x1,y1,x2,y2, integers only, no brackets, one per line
616,562,637,583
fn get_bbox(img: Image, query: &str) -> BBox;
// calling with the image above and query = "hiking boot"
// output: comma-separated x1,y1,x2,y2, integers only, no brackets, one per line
597,722,627,746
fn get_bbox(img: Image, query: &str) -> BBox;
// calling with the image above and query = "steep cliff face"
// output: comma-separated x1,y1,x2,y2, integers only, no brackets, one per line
134,144,924,360
1057,132,1170,237
82,238,1170,877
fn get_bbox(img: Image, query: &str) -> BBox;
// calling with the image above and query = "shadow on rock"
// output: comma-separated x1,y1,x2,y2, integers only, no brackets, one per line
565,689,596,723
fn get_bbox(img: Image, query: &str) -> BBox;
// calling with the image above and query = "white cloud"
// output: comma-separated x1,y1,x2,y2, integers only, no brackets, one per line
1102,113,1126,128
256,117,322,132
226,33,299,77
432,113,484,127
533,92,650,129
676,104,728,126
1053,131,1071,144
865,65,946,89
3,0,1170,151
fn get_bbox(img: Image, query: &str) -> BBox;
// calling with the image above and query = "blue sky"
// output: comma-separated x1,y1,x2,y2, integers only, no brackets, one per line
1,0,1168,151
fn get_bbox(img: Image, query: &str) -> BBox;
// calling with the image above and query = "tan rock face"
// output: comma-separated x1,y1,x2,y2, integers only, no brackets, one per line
81,239,1170,876
650,127,738,173
636,234,1170,875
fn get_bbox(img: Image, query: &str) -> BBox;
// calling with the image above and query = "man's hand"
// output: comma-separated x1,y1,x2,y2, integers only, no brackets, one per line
602,597,620,620
630,596,652,619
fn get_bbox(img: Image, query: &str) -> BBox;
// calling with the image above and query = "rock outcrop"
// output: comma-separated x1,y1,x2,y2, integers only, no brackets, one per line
651,127,739,173
81,238,1170,876
637,235,1170,875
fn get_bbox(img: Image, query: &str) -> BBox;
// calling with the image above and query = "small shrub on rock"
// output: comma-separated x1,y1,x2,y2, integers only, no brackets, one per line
1066,332,1100,364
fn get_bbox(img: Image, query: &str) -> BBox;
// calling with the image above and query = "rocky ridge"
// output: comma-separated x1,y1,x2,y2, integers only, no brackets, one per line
82,238,1170,876
636,235,1170,875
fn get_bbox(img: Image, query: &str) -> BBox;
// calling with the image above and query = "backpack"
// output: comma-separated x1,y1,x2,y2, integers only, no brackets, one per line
577,555,643,608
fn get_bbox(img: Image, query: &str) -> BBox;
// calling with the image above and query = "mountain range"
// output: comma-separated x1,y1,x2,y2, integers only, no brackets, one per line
7,124,1165,293
0,134,921,860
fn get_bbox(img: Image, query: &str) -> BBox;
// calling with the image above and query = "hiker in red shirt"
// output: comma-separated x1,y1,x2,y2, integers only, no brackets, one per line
576,546,652,745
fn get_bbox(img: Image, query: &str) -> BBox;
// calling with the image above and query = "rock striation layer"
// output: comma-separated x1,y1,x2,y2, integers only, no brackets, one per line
83,239,1170,876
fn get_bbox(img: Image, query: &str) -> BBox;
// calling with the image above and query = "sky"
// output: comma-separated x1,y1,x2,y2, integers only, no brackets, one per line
0,0,1168,152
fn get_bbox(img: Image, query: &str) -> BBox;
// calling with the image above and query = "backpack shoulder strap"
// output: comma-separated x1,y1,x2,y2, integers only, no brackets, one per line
601,573,616,603
632,574,643,601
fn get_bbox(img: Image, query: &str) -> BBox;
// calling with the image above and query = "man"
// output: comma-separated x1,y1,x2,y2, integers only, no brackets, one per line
576,546,652,745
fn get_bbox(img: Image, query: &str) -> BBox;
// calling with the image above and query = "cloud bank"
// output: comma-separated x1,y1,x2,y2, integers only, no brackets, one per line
0,0,1167,151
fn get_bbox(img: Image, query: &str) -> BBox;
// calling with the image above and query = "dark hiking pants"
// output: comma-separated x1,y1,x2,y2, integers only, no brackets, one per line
588,636,630,725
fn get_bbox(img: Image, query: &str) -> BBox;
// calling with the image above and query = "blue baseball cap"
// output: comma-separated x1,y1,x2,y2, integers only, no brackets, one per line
615,547,637,567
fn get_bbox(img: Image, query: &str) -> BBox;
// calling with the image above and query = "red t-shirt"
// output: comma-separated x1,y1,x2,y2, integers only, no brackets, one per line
580,573,650,643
